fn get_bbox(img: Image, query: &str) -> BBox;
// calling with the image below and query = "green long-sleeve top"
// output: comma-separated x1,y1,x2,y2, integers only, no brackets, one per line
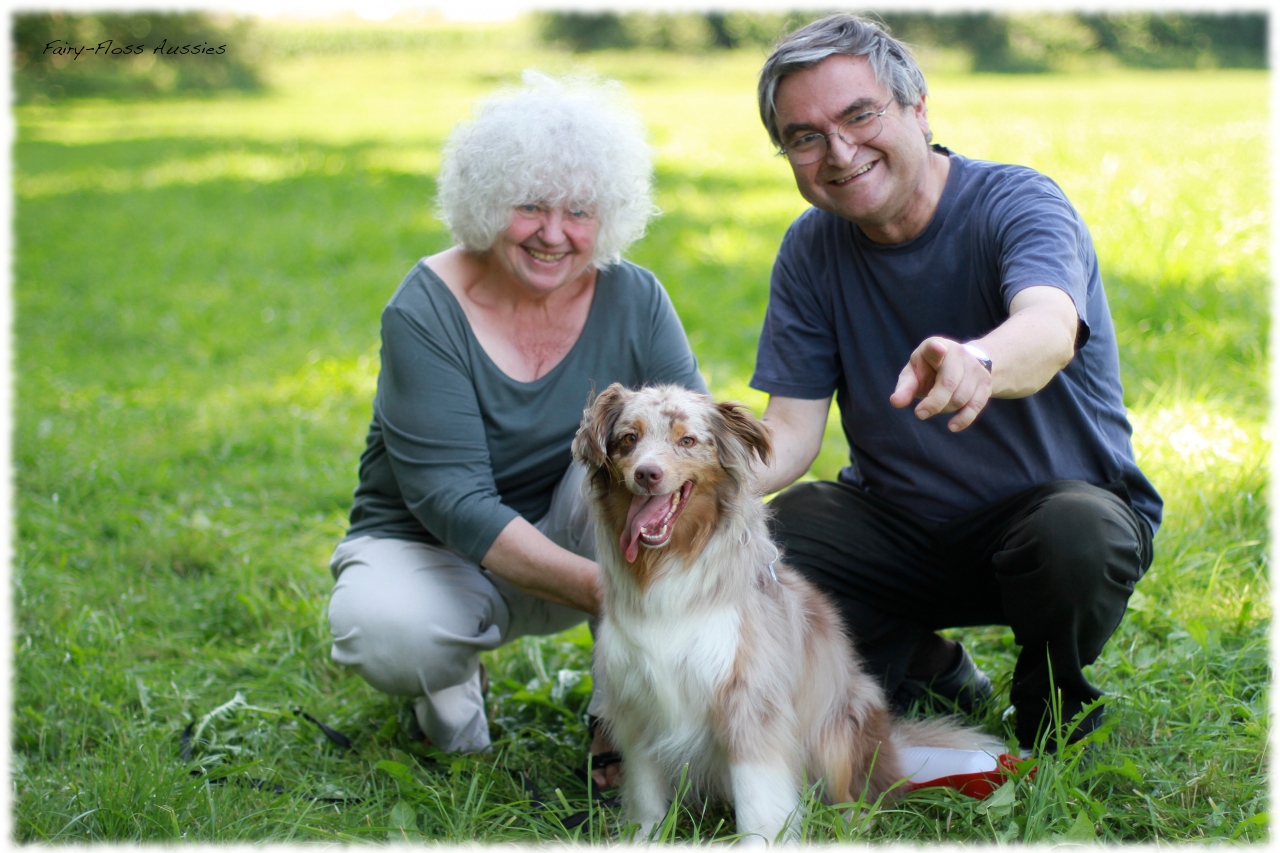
343,258,707,564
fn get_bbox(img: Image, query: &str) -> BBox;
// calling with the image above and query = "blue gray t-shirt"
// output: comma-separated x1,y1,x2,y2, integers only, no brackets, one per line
346,259,707,563
751,149,1161,535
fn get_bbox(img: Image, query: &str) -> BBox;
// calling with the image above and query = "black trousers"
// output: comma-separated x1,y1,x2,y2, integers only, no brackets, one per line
767,479,1153,748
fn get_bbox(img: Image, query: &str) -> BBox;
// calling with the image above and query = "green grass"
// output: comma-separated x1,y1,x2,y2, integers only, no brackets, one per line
13,16,1269,844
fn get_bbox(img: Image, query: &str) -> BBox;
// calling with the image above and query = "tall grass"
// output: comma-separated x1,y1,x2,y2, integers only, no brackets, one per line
13,17,1268,843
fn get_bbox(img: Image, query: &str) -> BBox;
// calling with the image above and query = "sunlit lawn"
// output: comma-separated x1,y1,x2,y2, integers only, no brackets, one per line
13,17,1268,843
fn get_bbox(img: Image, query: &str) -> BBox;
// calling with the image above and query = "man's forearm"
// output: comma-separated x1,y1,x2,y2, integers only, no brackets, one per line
757,436,817,496
974,285,1078,399
755,395,832,495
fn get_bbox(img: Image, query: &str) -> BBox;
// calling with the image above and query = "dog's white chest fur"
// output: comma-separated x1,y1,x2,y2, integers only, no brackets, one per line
598,595,741,787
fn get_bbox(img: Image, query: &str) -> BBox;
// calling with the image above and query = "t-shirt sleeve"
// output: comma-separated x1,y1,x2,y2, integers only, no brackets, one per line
642,275,708,394
993,177,1094,348
749,223,842,400
374,304,518,564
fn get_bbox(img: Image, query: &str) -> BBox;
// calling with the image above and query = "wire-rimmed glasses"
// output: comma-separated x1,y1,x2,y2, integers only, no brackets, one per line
778,101,893,166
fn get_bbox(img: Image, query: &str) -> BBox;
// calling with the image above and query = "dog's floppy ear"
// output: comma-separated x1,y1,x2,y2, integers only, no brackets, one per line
711,400,773,476
572,383,630,470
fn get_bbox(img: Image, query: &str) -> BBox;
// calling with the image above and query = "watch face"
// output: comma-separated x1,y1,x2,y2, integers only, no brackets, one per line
962,343,992,372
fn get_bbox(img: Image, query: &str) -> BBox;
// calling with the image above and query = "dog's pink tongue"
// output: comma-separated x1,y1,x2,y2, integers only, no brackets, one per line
621,492,674,562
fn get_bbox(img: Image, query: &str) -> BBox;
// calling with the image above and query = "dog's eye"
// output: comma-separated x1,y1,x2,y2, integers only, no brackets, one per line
680,436,697,447
619,433,637,447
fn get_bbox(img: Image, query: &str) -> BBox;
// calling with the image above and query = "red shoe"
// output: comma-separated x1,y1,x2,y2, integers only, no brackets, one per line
902,747,1039,800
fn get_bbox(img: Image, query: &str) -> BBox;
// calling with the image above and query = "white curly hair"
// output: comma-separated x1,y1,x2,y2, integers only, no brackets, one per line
436,70,658,268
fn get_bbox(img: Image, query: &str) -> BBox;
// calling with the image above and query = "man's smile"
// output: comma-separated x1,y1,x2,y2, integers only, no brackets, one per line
830,161,876,186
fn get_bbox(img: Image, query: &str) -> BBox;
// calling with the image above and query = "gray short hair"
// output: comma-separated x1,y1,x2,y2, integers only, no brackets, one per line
758,14,930,150
436,70,657,267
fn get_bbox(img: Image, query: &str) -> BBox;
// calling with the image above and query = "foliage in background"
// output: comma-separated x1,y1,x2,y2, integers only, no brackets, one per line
14,10,1264,104
536,10,1268,71
13,11,264,103
12,15,1269,845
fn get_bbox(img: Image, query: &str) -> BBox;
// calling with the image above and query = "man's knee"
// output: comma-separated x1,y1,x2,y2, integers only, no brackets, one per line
1009,481,1147,582
994,481,1150,641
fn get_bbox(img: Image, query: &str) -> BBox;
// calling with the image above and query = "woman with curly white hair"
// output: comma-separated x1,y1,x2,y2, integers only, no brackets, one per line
327,71,703,780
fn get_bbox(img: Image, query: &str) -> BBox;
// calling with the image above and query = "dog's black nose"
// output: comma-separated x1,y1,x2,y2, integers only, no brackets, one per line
634,463,664,488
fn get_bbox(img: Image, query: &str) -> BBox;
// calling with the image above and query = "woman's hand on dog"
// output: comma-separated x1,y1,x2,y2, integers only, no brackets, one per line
482,517,603,616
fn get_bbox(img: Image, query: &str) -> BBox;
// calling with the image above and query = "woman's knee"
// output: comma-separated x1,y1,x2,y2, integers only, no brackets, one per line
328,567,502,696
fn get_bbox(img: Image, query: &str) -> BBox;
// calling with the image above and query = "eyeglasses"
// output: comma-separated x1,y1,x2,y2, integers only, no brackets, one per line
778,101,892,166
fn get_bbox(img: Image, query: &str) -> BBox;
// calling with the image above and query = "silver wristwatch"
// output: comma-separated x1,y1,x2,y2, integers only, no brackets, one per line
962,342,993,373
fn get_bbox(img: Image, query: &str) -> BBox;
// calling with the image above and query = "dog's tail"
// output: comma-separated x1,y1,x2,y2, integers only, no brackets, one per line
889,716,1005,755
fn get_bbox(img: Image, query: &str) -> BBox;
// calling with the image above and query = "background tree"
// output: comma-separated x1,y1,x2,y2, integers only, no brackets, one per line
534,10,1267,72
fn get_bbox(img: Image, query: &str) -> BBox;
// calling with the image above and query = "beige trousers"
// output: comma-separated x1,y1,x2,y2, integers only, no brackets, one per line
328,464,600,752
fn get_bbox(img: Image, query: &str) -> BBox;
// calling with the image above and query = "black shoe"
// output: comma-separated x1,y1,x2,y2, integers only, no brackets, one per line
893,642,993,716
1014,696,1106,753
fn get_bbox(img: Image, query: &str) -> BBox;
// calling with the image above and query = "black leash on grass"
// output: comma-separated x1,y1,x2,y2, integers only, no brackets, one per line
524,713,622,829
515,765,620,830
178,709,364,805
178,708,620,826
563,768,622,830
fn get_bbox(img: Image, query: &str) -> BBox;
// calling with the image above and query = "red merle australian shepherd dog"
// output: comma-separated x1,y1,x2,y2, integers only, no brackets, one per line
572,384,1001,843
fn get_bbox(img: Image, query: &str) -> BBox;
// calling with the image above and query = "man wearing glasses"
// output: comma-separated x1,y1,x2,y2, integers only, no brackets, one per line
748,14,1161,754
